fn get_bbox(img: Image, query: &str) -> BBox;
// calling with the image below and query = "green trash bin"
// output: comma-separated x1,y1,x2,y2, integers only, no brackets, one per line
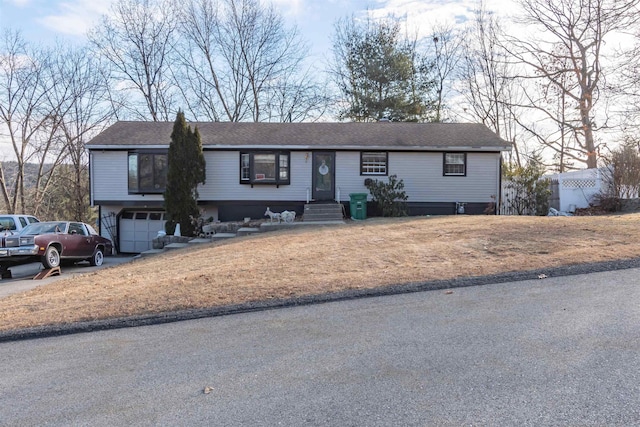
349,193,368,220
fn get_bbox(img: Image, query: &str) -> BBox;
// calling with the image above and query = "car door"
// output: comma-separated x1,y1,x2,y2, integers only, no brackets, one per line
67,222,94,258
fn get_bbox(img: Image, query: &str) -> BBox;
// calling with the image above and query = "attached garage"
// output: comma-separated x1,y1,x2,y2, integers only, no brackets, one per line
119,211,166,253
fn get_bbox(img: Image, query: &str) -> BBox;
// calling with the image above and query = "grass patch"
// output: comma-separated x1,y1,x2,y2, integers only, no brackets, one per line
1,214,640,331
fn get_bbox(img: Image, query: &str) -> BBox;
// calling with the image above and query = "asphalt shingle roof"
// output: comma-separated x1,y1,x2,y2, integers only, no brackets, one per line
87,121,511,151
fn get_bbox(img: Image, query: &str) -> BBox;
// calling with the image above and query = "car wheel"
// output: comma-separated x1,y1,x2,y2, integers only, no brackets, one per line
42,246,60,269
90,248,104,266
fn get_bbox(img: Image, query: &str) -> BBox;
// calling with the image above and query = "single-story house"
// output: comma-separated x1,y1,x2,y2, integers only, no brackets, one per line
87,121,511,253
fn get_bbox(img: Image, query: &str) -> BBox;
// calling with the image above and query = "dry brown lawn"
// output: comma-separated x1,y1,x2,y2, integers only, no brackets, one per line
1,213,640,332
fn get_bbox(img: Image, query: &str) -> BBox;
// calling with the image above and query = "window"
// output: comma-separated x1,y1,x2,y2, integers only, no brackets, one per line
361,152,388,175
443,153,466,176
128,151,168,193
68,222,87,236
240,151,290,185
0,217,16,231
86,223,99,236
241,153,250,181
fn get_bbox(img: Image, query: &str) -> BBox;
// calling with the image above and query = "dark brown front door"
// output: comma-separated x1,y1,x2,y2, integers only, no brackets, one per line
312,151,335,201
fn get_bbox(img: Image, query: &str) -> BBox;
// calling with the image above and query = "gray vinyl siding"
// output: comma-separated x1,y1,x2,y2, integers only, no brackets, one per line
92,149,500,205
335,152,368,200
390,152,500,203
91,151,163,203
335,151,500,203
199,151,311,201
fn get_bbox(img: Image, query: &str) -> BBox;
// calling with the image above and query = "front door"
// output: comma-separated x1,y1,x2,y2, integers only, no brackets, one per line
312,151,335,201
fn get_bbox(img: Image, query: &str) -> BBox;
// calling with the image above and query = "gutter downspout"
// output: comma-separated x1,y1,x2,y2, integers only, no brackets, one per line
497,154,503,215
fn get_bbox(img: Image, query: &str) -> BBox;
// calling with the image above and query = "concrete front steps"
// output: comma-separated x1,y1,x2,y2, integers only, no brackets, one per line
303,203,345,222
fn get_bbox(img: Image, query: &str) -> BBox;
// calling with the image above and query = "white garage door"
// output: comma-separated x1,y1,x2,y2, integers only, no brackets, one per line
119,211,166,253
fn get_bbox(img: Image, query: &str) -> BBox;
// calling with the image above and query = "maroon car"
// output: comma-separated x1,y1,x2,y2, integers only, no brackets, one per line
0,221,113,275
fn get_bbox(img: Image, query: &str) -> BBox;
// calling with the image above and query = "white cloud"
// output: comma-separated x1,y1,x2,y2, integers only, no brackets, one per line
366,0,519,37
270,0,304,17
37,0,113,37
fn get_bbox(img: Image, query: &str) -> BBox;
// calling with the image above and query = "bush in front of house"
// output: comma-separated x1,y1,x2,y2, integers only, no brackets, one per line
365,174,408,217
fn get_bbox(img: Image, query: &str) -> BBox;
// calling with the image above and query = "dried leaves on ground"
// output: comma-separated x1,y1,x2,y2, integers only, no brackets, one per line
1,214,639,331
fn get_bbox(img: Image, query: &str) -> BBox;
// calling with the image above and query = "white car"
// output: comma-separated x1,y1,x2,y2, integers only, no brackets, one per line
0,215,40,234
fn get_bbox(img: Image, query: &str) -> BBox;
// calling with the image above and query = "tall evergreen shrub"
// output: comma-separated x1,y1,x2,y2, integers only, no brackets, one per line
164,111,206,236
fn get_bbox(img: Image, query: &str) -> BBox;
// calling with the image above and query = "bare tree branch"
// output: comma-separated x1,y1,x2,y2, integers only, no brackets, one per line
504,0,640,168
89,0,179,121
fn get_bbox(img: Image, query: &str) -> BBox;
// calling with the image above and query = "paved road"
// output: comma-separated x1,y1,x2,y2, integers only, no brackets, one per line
1,268,639,426
0,255,135,298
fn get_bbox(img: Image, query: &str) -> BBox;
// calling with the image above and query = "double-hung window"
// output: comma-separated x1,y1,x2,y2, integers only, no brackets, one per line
443,153,466,176
360,152,388,175
128,151,168,193
240,151,290,186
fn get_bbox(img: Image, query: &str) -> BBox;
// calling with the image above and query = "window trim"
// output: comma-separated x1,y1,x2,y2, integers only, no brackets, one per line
239,151,291,187
443,152,467,177
360,151,389,176
128,150,168,194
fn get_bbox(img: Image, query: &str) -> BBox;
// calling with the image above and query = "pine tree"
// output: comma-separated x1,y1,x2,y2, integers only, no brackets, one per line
164,111,206,236
331,16,435,122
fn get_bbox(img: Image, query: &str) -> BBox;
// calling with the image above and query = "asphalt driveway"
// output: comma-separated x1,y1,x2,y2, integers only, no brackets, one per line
0,255,135,298
1,267,639,426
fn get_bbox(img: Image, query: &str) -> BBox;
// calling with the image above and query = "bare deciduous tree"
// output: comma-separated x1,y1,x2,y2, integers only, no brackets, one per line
261,70,331,122
89,0,178,121
0,31,116,219
506,0,640,168
618,32,640,131
43,46,116,221
0,30,68,216
523,54,578,172
458,3,524,166
178,0,323,122
600,139,640,201
427,24,463,122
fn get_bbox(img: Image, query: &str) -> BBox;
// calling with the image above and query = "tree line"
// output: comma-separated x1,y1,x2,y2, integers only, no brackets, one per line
1,0,640,219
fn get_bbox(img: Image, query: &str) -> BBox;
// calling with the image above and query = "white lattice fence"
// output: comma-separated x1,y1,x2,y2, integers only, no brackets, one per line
552,169,602,212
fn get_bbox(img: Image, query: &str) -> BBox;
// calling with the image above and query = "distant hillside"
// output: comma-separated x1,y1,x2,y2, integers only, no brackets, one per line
0,162,54,212
1,161,52,190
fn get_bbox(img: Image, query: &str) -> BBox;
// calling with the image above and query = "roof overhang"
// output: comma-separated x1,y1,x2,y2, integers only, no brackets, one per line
88,144,512,152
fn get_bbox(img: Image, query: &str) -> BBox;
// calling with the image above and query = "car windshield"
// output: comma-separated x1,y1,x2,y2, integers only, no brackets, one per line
0,217,17,231
20,222,68,235
86,223,99,236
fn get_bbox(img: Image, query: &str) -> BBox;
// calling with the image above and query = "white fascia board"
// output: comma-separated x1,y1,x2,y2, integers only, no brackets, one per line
88,144,512,152
87,145,169,150
204,145,513,152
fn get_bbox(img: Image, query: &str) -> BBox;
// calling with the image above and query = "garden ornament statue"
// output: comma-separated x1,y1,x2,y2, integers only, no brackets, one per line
265,207,296,223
